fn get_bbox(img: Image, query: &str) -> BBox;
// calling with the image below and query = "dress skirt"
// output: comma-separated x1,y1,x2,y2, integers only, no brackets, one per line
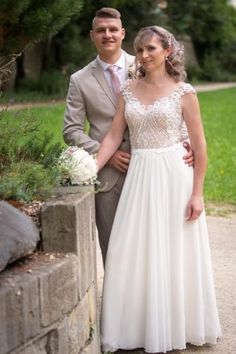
101,143,222,353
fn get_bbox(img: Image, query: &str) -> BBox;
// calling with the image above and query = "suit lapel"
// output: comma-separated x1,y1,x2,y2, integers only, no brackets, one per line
92,59,117,107
124,52,135,80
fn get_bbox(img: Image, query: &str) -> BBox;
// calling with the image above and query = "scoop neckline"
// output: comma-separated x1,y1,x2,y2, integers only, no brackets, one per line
126,81,185,108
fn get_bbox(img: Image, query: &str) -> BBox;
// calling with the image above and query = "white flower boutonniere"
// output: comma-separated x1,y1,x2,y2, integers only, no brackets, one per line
58,146,97,186
128,63,136,79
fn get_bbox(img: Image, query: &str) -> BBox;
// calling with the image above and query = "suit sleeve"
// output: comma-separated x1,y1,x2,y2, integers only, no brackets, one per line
63,75,100,154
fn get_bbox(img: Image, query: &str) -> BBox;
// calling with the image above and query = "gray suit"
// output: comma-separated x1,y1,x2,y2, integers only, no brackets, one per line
63,51,134,263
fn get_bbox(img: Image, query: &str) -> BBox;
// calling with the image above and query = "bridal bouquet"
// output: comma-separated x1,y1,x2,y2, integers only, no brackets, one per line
57,146,97,186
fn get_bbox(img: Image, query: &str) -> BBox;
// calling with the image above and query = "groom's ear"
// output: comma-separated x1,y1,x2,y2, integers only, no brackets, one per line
90,30,95,44
121,28,125,40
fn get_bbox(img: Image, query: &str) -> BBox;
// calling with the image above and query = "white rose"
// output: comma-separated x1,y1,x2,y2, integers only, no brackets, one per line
58,147,97,185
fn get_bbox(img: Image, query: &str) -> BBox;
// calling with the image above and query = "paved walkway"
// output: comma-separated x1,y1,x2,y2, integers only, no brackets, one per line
194,82,236,92
97,213,236,353
1,82,236,111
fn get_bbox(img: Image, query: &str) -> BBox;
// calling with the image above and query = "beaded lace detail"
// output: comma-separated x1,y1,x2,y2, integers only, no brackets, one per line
121,80,196,150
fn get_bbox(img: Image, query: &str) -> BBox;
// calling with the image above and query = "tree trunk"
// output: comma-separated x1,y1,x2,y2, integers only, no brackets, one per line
23,42,45,81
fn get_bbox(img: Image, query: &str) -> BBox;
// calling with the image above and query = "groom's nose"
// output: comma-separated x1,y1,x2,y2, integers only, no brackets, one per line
103,29,112,38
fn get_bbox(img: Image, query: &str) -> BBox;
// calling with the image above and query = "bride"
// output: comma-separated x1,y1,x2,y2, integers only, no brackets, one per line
96,26,222,353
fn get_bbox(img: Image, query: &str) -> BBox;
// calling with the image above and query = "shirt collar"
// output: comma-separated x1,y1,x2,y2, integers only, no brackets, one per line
97,51,125,71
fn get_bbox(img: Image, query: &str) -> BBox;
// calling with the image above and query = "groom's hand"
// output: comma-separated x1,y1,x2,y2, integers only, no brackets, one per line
108,150,131,173
182,141,194,167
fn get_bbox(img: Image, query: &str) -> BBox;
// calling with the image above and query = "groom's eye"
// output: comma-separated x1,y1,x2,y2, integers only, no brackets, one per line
95,28,105,33
109,27,119,32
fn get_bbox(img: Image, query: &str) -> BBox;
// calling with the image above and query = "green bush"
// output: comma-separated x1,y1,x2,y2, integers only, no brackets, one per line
17,70,69,97
0,107,63,202
186,64,202,83
201,53,236,82
0,162,60,202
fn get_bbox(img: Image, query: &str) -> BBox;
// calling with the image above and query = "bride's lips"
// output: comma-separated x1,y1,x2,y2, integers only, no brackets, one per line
142,61,153,66
102,42,115,45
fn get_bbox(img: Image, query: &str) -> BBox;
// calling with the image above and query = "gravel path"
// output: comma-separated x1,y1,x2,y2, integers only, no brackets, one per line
97,214,236,354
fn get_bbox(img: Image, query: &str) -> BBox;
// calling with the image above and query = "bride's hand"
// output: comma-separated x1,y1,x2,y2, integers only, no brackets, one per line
107,150,131,173
185,196,204,221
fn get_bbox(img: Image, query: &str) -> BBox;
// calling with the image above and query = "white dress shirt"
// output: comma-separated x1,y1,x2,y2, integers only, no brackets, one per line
96,51,126,90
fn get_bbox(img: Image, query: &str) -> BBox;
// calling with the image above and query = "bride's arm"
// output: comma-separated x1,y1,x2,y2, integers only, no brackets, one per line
96,96,128,172
182,92,207,221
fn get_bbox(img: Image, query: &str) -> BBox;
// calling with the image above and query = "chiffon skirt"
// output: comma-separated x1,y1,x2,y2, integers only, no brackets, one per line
101,143,222,353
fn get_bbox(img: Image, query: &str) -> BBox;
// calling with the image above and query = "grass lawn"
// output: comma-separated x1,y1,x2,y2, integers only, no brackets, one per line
3,87,236,204
199,88,236,203
23,104,66,146
3,104,66,146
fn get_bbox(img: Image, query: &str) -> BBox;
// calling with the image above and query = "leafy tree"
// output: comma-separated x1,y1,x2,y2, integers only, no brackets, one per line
164,0,236,80
0,0,84,55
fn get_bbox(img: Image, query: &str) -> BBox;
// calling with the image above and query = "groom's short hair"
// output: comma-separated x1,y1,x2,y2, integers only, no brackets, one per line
92,7,122,28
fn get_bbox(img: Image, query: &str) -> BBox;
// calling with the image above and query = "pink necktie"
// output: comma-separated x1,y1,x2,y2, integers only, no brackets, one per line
107,65,121,97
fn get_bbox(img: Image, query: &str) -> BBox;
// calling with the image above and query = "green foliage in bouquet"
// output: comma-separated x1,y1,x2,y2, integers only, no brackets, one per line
0,107,63,202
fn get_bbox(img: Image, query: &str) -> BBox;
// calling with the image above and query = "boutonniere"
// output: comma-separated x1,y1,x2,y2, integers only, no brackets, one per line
128,63,136,79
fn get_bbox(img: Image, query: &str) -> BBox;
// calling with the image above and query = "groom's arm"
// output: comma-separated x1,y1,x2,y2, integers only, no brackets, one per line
63,75,100,154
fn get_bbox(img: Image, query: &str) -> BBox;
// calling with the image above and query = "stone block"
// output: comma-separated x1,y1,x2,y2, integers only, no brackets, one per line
0,282,23,352
41,188,97,299
0,201,39,272
67,295,90,354
20,274,41,341
39,256,78,327
15,335,48,354
76,193,96,298
42,200,77,254
41,187,94,256
46,321,69,354
0,272,40,354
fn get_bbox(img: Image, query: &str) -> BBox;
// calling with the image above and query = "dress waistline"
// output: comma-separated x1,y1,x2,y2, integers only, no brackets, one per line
132,142,184,155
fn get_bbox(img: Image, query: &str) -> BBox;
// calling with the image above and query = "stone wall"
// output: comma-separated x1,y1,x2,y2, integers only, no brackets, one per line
0,187,101,354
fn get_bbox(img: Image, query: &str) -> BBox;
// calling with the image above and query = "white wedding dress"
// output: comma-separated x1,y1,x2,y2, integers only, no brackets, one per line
101,81,222,353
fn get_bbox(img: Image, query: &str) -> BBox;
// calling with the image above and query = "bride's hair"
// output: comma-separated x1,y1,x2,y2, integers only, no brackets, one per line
133,26,186,82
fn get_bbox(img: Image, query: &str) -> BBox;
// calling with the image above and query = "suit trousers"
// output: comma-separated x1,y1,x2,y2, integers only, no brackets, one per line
95,173,127,266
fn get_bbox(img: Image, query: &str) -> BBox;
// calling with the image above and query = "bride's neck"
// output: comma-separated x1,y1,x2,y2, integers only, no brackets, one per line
144,71,173,87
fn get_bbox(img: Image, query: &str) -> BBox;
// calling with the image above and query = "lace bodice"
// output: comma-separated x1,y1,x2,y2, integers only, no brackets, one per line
121,80,196,149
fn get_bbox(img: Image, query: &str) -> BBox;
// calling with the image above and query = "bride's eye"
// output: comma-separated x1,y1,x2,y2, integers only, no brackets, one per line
137,48,143,53
147,46,156,51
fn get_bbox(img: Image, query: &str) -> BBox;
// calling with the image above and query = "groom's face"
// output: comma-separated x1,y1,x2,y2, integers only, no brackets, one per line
90,17,125,58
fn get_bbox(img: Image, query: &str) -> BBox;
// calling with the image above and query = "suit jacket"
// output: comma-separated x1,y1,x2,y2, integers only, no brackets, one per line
63,51,135,191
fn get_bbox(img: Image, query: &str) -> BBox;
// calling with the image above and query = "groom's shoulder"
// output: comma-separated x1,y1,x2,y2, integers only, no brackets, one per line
70,60,96,80
123,50,135,63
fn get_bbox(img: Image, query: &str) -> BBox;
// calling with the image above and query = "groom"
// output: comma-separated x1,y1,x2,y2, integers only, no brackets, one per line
63,7,193,265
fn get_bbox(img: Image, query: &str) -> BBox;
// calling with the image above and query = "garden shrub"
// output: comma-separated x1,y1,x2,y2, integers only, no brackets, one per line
0,107,63,202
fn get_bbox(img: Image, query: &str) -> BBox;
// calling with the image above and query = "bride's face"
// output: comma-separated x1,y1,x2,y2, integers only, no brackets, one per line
136,35,170,73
